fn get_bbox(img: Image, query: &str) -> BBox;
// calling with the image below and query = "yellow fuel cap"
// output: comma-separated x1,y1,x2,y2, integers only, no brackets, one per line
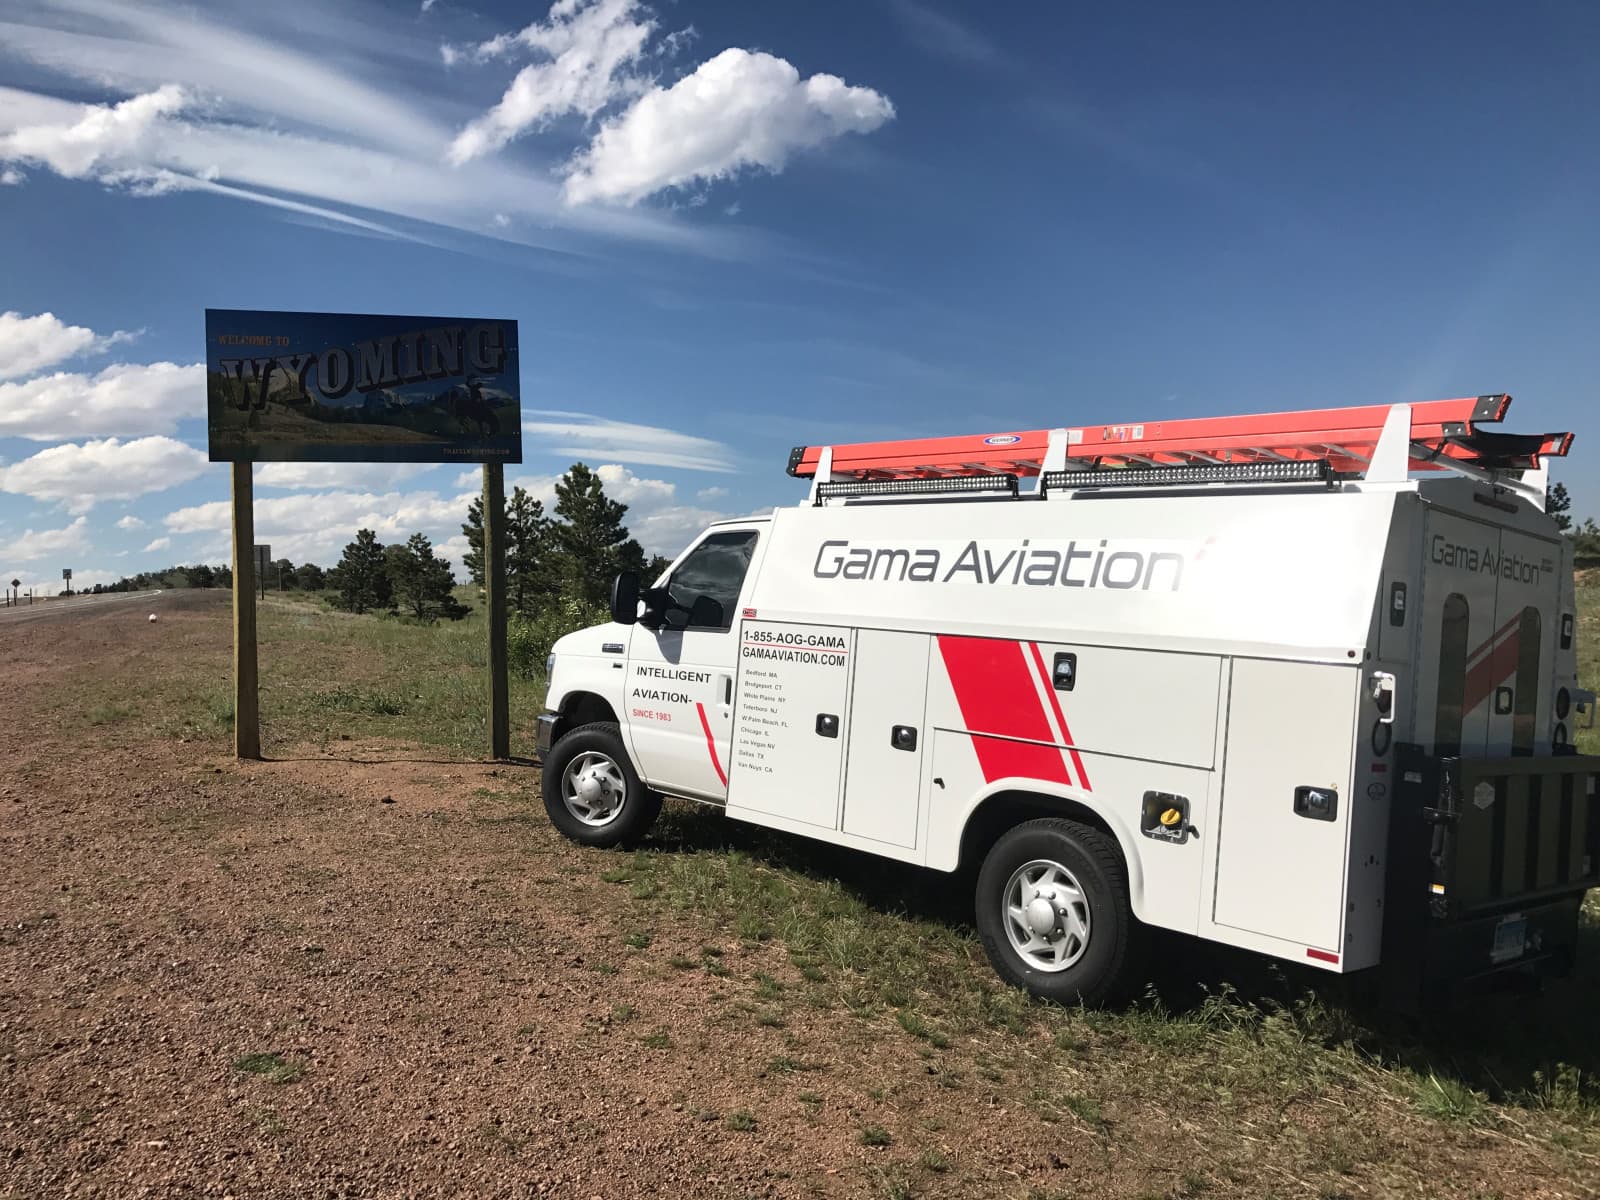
1160,807,1182,827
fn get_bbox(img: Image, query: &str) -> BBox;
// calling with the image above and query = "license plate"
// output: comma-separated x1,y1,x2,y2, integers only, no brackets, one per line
1490,916,1527,964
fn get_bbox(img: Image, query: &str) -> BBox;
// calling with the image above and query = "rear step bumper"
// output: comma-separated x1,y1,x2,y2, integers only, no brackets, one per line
1381,746,1599,1011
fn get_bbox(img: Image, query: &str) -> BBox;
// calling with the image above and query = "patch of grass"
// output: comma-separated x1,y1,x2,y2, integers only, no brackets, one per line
766,1054,817,1075
896,1007,950,1048
797,1091,823,1108
725,1108,757,1132
642,1030,672,1049
1413,1073,1486,1123
916,1147,951,1174
868,1164,913,1200
755,1009,786,1028
232,1052,304,1084
86,701,137,726
246,1106,286,1137
476,1120,519,1155
312,685,408,716
623,930,652,949
754,972,785,1000
859,1124,893,1147
668,954,696,970
610,1004,636,1024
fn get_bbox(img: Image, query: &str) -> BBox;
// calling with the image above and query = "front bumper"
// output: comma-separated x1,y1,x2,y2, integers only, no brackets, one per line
535,712,560,760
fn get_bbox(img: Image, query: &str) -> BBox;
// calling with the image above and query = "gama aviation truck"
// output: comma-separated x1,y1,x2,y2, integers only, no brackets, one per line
537,396,1597,1007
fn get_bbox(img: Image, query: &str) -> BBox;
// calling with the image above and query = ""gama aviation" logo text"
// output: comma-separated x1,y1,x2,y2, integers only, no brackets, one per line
812,538,1190,592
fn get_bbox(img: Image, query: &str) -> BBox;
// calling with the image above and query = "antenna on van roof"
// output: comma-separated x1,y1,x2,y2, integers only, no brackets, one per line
787,396,1571,500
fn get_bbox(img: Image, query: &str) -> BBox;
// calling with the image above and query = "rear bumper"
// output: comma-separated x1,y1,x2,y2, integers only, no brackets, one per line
1382,746,1598,1010
535,712,560,760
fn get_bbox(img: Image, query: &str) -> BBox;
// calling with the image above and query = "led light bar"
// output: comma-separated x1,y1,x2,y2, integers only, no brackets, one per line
815,473,1020,504
1042,459,1334,492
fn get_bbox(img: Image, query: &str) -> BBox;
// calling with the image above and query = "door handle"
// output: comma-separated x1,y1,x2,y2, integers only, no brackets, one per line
718,674,733,706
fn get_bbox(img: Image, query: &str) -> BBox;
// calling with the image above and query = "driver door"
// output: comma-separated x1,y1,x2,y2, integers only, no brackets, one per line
625,528,763,802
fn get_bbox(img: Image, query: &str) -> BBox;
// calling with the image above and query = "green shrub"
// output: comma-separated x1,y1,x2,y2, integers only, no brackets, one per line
507,596,608,679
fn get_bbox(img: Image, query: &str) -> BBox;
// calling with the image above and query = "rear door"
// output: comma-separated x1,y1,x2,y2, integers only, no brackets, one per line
1487,527,1562,756
1418,509,1501,757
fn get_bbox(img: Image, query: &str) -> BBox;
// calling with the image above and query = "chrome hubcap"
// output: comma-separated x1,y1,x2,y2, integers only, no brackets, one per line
562,751,626,826
1003,859,1091,972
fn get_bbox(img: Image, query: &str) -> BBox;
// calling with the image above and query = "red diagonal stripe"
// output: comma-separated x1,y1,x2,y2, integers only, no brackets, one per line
1462,628,1520,714
695,702,727,787
1466,611,1521,669
1026,641,1092,792
937,636,1071,787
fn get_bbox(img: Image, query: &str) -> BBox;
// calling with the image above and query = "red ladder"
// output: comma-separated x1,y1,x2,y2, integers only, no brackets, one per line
786,395,1572,481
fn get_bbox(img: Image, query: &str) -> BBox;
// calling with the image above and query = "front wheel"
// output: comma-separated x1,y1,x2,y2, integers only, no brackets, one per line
542,722,662,849
974,817,1144,1007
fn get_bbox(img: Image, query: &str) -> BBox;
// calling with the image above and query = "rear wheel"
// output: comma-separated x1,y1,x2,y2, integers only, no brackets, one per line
542,722,662,849
975,818,1144,1006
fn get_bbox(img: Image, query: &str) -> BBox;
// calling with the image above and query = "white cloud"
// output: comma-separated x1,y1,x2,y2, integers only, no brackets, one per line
522,410,734,471
116,515,146,530
2,515,89,562
0,84,188,190
885,0,1009,69
446,0,655,166
0,361,203,441
254,462,436,490
696,485,728,500
421,0,438,10
143,536,172,553
563,48,893,206
0,437,211,513
0,310,137,380
165,487,480,567
0,167,22,185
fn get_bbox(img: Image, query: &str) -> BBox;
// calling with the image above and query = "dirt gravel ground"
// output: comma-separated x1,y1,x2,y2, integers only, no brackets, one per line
2,593,1594,1199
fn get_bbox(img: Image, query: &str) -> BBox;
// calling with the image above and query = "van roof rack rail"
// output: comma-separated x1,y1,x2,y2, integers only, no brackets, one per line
789,395,1572,504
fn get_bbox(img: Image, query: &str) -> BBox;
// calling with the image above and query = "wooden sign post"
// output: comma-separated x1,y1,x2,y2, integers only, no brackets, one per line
484,463,510,760
232,463,261,760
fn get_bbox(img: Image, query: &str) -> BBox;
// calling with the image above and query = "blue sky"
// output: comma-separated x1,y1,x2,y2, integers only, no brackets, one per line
2,0,1596,592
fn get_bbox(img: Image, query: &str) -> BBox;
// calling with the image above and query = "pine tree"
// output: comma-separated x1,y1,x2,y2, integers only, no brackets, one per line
1547,482,1572,531
335,529,391,613
552,463,638,608
507,486,560,617
461,494,486,587
386,532,462,621
295,562,326,591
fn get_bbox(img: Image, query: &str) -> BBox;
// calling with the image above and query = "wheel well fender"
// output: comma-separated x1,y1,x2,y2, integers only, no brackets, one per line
557,692,619,738
955,787,1148,918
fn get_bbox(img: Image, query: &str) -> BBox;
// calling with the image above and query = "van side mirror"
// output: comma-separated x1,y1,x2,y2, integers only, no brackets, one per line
610,571,640,625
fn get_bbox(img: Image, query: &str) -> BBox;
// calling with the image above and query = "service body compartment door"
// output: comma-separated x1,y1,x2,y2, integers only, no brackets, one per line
1417,509,1501,757
1488,527,1561,757
1214,659,1359,953
726,620,853,830
842,631,930,849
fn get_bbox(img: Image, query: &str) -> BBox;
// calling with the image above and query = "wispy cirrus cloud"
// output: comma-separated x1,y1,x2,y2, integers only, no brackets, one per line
521,411,735,472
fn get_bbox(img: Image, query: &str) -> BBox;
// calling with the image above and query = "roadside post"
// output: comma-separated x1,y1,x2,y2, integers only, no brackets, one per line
206,309,521,762
63,567,72,596
484,464,510,759
233,470,261,759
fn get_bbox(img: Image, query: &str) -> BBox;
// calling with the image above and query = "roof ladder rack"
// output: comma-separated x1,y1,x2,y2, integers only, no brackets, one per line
789,395,1572,503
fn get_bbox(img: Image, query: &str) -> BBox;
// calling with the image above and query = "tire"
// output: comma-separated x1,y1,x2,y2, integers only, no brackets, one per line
541,722,662,849
974,817,1144,1007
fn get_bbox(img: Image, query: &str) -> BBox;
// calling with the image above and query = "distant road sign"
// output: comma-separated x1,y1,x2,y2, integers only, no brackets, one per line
62,568,72,580
9,579,17,589
254,545,271,569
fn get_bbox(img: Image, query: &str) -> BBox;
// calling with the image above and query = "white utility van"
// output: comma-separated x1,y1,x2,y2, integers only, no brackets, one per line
537,397,1597,1007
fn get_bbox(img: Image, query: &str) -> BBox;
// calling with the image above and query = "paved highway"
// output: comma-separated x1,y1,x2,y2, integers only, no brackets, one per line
0,589,164,627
